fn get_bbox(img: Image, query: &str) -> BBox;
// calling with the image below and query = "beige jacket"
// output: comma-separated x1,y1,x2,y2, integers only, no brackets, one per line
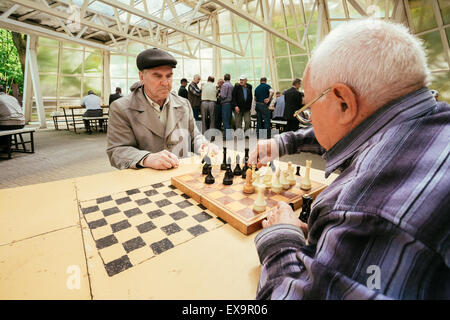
107,84,207,169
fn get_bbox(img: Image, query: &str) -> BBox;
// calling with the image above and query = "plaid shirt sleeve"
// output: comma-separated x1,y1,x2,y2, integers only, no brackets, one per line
275,126,326,157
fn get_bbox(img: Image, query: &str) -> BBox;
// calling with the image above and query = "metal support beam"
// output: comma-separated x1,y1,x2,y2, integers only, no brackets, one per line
211,0,305,50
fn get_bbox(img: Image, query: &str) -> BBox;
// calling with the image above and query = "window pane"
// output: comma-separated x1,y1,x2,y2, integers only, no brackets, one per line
439,0,450,24
420,31,448,70
84,52,102,74
274,36,288,56
63,42,82,50
110,55,127,77
328,0,346,18
278,80,292,92
128,56,139,78
83,77,101,97
430,71,450,102
39,37,58,47
61,49,83,74
111,78,127,94
252,33,263,57
61,77,81,98
253,59,263,79
222,59,236,78
201,60,213,80
237,59,253,79
408,0,437,33
288,28,306,55
219,11,232,33
39,75,57,97
220,34,234,58
276,57,292,79
37,46,58,73
183,59,200,80
291,55,308,78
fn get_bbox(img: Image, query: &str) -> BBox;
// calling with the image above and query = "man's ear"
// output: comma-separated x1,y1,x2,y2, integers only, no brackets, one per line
138,71,144,82
331,83,358,125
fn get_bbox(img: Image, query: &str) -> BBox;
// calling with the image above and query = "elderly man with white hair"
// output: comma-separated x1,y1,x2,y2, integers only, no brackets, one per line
249,19,450,299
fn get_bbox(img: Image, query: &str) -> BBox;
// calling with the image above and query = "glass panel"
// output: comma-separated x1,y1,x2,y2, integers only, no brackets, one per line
408,0,437,33
288,28,306,55
291,55,308,78
283,0,295,27
128,56,139,78
273,35,289,56
330,20,345,30
235,16,249,32
84,52,102,74
200,46,213,59
252,33,263,57
127,78,140,93
278,80,292,92
128,42,145,55
272,2,285,30
61,49,83,74
200,60,213,80
39,75,57,97
37,46,58,73
183,59,200,80
221,59,236,78
237,59,253,79
38,37,58,47
60,77,81,98
173,59,183,79
439,0,450,24
253,59,263,79
219,11,232,33
63,42,82,49
220,34,234,58
110,55,127,77
419,31,448,70
276,57,292,79
83,77,102,97
111,78,127,94
328,0,346,18
430,71,450,102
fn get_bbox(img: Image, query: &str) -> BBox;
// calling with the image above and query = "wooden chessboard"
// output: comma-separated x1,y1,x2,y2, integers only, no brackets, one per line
171,165,327,235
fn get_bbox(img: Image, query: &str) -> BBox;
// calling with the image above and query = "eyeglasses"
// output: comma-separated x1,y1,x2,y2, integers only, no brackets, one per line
293,88,331,123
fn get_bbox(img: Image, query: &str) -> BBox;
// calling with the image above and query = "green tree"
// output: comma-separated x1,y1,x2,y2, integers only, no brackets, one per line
0,29,24,96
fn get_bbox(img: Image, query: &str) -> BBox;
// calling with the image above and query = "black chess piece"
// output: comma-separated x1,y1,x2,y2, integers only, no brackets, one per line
269,161,276,172
299,194,313,223
202,155,211,175
296,165,301,176
233,154,242,176
221,147,227,170
205,166,215,184
223,163,234,185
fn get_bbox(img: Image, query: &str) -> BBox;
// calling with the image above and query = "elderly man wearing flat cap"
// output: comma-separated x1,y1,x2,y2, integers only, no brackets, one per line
107,48,218,170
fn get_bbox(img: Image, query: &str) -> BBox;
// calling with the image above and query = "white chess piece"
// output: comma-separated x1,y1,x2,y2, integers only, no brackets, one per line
252,181,267,213
271,170,283,194
287,162,296,186
264,164,272,189
301,160,312,190
252,171,261,186
280,170,290,190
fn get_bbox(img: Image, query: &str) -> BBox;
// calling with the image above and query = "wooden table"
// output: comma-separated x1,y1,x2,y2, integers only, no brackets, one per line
59,105,109,133
0,156,338,299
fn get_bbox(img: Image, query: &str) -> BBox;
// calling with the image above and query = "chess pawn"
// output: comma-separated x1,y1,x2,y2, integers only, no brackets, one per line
271,170,283,194
264,165,272,189
301,160,312,190
233,154,242,176
243,169,255,194
252,182,267,213
221,147,227,170
252,171,261,187
296,165,301,176
251,165,256,182
205,166,215,184
280,170,290,190
287,162,296,186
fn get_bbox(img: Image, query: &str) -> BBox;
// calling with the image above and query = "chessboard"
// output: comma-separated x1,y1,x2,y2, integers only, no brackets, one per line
78,181,226,277
171,165,327,235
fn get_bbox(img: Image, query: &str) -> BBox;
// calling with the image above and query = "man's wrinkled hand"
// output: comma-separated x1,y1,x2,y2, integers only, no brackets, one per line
248,138,279,168
143,150,179,170
199,143,220,158
262,202,308,235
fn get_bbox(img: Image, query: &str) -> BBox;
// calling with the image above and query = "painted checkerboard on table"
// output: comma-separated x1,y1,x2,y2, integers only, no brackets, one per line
171,166,327,235
79,181,226,277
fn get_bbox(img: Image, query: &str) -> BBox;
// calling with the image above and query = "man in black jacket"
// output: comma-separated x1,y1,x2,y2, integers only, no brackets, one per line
109,87,122,105
232,75,253,132
283,78,304,132
178,78,188,99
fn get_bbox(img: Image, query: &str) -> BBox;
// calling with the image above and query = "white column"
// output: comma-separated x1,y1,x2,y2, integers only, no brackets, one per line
26,35,46,128
103,50,111,105
211,12,222,80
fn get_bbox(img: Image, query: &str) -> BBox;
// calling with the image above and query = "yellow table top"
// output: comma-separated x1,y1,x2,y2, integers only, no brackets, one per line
0,156,337,299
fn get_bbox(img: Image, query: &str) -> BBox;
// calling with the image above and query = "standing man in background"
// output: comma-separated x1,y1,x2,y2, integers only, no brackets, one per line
215,78,224,130
232,75,253,133
178,78,188,99
283,78,304,132
109,87,122,105
254,77,274,139
81,90,104,133
200,76,218,132
188,75,201,121
220,74,234,140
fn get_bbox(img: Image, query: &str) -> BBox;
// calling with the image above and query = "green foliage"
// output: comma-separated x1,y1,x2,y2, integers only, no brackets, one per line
0,29,23,94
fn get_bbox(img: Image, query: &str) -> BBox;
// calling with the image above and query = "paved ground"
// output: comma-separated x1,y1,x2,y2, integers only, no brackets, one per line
0,124,326,189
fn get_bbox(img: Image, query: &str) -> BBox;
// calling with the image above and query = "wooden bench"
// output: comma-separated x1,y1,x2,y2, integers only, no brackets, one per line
0,127,36,159
82,116,109,132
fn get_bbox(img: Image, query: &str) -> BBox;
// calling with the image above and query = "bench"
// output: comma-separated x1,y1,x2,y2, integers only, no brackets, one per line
0,127,36,159
82,116,109,132
271,119,288,132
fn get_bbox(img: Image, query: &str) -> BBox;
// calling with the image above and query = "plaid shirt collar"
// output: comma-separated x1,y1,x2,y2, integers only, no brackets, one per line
323,87,436,178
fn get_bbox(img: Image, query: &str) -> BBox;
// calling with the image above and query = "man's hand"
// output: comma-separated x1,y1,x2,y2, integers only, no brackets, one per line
262,202,308,235
248,138,279,168
142,150,179,170
235,106,240,113
264,98,270,104
198,142,220,158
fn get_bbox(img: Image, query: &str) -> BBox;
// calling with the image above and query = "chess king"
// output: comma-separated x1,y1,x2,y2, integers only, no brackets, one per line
248,19,450,299
107,48,219,170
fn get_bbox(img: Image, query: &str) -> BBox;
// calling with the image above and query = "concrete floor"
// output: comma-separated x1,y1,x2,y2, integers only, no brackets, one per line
0,125,327,189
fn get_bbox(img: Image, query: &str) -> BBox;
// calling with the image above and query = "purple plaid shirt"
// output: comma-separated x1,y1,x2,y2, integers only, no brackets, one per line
255,88,450,299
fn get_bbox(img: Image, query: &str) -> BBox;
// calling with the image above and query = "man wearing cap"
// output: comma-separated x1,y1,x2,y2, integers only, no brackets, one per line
107,48,218,170
232,75,253,132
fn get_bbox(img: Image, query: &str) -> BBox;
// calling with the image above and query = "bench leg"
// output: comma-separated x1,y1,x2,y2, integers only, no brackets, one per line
7,135,12,159
19,133,27,152
30,131,35,153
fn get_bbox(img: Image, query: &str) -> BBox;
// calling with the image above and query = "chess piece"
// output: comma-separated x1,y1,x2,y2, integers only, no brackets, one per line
205,166,215,184
301,160,312,190
251,164,256,182
252,171,261,186
242,148,250,178
243,169,255,194
296,165,301,176
287,162,296,186
271,170,283,193
299,194,313,223
263,164,272,189
221,147,227,170
202,155,211,175
223,162,234,185
280,170,290,190
233,154,242,176
252,181,267,213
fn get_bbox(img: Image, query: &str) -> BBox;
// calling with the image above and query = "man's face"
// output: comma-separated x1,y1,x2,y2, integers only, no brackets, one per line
139,65,173,101
240,79,247,86
194,76,201,84
276,93,281,98
218,80,224,87
181,81,187,87
303,70,339,150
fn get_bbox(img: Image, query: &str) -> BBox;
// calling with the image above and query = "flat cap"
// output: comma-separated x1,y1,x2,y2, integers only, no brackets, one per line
136,48,177,71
